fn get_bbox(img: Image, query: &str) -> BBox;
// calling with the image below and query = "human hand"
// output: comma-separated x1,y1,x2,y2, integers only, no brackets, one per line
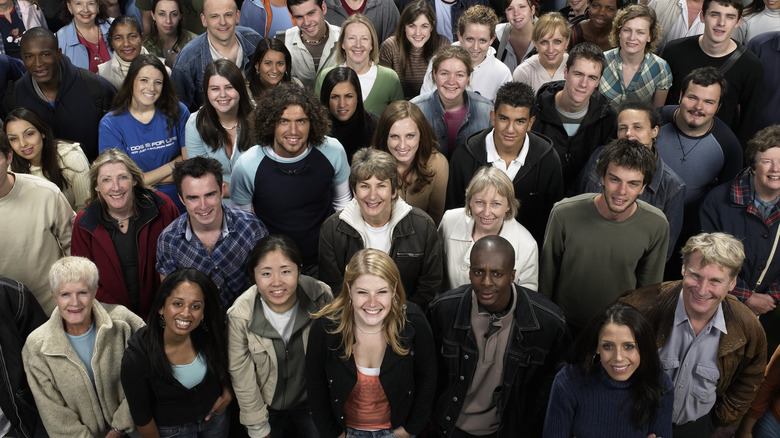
745,293,776,315
204,386,232,421
337,433,345,438
105,428,124,438
393,426,411,438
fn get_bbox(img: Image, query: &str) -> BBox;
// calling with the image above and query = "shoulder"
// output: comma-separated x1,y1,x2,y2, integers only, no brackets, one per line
552,193,594,212
100,302,145,329
466,91,493,108
519,286,567,324
316,137,349,165
410,92,435,106
428,284,470,313
13,173,64,197
236,26,263,44
635,199,670,223
428,151,448,171
376,65,400,79
227,285,257,319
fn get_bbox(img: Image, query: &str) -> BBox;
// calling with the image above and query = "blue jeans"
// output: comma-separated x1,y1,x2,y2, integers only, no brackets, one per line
755,410,780,438
268,404,319,438
345,427,414,438
157,409,230,438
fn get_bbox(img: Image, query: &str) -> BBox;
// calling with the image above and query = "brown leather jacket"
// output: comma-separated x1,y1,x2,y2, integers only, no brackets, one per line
620,281,767,426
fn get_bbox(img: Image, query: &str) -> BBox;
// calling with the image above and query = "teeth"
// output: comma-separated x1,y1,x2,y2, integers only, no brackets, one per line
174,319,192,329
364,309,380,314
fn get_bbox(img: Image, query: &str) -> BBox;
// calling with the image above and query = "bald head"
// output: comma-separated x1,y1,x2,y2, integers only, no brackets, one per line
469,236,516,313
471,235,516,266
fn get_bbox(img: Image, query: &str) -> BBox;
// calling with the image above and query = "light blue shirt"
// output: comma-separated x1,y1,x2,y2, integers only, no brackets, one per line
659,291,726,425
172,353,208,389
66,322,97,384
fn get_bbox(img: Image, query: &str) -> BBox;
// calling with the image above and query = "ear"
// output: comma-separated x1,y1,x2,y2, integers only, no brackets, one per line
728,276,737,292
201,13,207,28
528,115,536,129
490,109,496,127
321,1,327,14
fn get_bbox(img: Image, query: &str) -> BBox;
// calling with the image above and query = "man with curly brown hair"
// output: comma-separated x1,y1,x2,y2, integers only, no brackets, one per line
231,83,351,275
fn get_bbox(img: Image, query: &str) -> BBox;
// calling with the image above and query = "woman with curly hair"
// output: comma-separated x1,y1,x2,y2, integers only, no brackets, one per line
307,248,437,438
4,107,90,211
186,59,253,199
598,4,672,110
98,54,189,213
544,302,673,437
372,100,447,224
378,0,449,99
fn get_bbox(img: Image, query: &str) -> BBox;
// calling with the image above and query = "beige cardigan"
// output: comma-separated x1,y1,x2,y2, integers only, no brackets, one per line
22,301,145,437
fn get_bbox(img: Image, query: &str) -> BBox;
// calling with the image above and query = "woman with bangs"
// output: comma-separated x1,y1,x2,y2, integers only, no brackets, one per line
599,4,671,110
186,59,253,199
378,0,449,99
494,0,537,72
315,14,404,116
373,100,448,225
512,11,570,93
142,0,197,68
57,0,112,72
98,54,190,213
319,66,378,164
306,248,437,438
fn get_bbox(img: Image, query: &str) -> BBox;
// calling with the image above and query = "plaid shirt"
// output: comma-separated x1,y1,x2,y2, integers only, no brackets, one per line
701,168,780,303
598,49,672,109
156,206,268,307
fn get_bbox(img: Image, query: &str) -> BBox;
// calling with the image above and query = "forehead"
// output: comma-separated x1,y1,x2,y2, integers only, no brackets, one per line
591,0,617,7
203,0,236,14
472,184,506,200
154,0,179,11
618,109,651,125
605,162,645,180
705,1,739,14
114,22,140,34
98,161,132,177
20,36,57,53
181,173,220,194
685,82,721,99
686,251,732,278
622,17,651,29
289,0,322,14
136,65,164,79
280,104,307,120
169,281,205,300
5,119,36,132
331,81,357,94
567,58,602,75
495,104,530,119
757,146,780,160
390,117,419,133
461,23,492,38
539,28,565,41
507,0,532,7
436,57,468,72
344,22,371,36
57,280,91,293
410,13,431,25
470,246,513,269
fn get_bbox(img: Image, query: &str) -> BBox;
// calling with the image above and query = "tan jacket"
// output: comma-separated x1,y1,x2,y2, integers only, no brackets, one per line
620,281,767,426
22,301,145,437
227,276,333,437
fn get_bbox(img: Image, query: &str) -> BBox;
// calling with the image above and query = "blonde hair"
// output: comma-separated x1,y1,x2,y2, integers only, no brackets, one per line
49,256,99,295
311,249,409,359
532,11,571,42
88,149,152,216
464,167,519,220
336,14,380,65
681,232,745,279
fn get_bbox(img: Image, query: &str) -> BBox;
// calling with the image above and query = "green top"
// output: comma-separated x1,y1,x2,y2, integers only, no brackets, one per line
136,0,205,35
143,29,199,59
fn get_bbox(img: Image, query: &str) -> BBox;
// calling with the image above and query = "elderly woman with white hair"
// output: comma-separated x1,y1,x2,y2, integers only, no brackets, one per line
22,256,145,438
438,167,538,291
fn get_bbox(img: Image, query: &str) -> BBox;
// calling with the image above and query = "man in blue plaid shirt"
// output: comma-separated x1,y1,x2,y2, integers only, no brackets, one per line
156,157,268,308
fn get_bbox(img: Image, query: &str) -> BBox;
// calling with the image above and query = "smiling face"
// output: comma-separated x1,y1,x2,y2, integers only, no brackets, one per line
354,175,395,227
328,81,358,122
132,65,164,109
568,0,588,15
159,280,205,338
536,28,568,70
289,0,327,40
201,0,239,44
111,22,143,63
678,82,721,134
702,1,742,45
505,0,535,31
20,37,62,87
617,109,658,148
766,0,780,10
562,58,602,108
434,57,469,105
54,280,95,335
95,162,137,216
458,23,494,66
67,0,98,26
405,13,432,49
469,245,515,313
387,117,420,168
681,251,736,322
469,184,510,236
491,104,535,154
588,0,618,30
154,0,181,36
6,119,44,167
754,148,780,201
342,22,373,69
273,105,310,158
349,273,395,330
619,17,652,56
256,49,287,89
254,249,299,313
179,173,224,230
599,162,646,220
207,74,239,116
597,323,641,382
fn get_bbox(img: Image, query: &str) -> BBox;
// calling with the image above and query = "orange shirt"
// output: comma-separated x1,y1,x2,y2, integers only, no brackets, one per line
343,365,391,430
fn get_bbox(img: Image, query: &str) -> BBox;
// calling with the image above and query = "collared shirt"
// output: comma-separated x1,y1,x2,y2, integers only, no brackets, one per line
156,206,268,307
599,49,672,110
662,0,704,49
485,129,529,180
659,291,726,425
207,34,244,71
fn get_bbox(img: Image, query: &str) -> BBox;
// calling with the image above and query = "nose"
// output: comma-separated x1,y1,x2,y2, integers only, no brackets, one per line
616,348,624,361
626,128,636,140
616,182,628,195
110,178,120,191
164,13,172,24
289,121,300,135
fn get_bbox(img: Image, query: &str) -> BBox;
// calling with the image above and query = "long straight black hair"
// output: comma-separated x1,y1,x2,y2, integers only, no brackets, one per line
4,108,69,190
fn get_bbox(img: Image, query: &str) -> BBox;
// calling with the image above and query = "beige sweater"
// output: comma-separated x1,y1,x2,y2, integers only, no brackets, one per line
22,301,145,438
0,173,74,313
29,142,90,211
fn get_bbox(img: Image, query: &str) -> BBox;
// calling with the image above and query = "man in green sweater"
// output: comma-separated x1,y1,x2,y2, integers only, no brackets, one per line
539,138,669,331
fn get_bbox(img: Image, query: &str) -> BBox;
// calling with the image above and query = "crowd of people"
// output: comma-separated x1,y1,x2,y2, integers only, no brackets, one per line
1,0,780,435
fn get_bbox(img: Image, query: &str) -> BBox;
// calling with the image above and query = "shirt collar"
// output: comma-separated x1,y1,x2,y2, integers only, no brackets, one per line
485,129,529,166
673,290,728,334
184,209,229,241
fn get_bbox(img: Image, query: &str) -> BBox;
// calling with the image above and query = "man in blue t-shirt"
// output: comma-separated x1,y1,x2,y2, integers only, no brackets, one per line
231,83,351,275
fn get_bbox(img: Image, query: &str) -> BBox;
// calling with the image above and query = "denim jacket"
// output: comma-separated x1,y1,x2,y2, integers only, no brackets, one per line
410,90,493,159
171,26,262,111
426,284,569,437
56,20,112,71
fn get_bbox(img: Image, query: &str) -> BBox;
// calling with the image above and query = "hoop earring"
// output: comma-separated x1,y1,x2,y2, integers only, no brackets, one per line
158,314,166,328
592,353,600,365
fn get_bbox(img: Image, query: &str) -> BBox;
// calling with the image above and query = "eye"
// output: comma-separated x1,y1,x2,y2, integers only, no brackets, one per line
601,342,613,350
624,343,636,350
192,304,201,310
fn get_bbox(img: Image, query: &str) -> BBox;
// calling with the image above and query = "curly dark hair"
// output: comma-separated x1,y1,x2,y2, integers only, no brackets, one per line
250,82,332,148
595,138,657,185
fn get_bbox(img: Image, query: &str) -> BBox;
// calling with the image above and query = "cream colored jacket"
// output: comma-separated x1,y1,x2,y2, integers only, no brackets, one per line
227,276,333,437
22,301,145,437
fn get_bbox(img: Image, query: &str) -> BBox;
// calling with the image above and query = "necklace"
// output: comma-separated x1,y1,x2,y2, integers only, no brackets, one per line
301,31,327,45
111,215,133,229
221,121,238,131
674,108,713,164
356,323,384,335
